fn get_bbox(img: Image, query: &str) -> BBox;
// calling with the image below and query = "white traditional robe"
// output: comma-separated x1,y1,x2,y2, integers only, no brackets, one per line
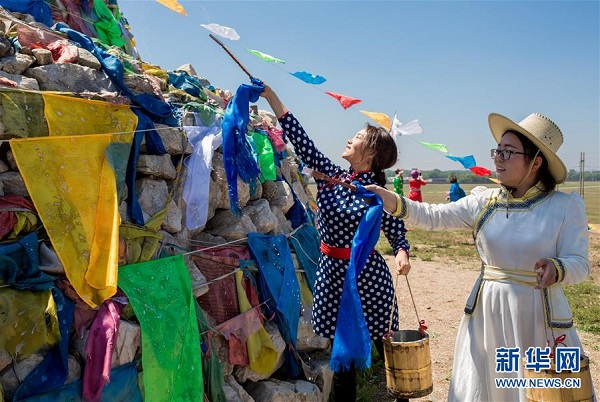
400,184,590,402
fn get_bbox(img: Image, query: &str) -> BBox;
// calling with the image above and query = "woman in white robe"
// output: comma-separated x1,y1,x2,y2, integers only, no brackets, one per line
368,112,592,402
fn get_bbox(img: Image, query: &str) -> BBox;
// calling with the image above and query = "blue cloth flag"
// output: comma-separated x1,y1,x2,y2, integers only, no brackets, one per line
330,183,382,372
445,154,476,169
0,0,52,27
247,232,302,378
221,78,264,215
290,71,327,85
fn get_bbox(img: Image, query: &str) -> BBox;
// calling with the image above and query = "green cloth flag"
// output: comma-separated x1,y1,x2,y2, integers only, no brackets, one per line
246,49,285,64
418,141,449,154
119,255,203,401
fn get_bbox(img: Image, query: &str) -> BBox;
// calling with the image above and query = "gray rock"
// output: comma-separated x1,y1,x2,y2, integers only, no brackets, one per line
0,53,35,75
24,63,116,93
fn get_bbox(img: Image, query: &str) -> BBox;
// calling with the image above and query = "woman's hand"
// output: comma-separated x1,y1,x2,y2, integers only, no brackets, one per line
534,258,558,289
396,249,411,275
258,82,288,119
364,184,399,214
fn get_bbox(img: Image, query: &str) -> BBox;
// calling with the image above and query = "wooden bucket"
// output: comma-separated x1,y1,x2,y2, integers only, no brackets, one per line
383,329,433,398
523,355,594,402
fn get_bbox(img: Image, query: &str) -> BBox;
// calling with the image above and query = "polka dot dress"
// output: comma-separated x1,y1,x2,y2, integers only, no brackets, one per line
279,113,410,340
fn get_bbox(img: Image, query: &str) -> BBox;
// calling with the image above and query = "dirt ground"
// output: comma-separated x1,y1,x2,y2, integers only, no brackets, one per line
377,231,600,401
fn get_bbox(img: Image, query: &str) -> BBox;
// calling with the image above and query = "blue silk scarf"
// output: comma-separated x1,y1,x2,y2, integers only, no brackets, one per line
330,183,383,372
221,78,264,215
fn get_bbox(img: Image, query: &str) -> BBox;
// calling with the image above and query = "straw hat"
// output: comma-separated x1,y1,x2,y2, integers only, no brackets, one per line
488,112,567,184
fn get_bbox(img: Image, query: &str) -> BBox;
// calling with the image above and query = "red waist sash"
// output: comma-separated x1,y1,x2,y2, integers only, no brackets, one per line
320,241,375,259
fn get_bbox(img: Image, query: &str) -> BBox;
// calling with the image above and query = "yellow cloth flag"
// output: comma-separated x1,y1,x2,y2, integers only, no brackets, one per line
0,288,59,358
235,270,278,375
156,0,188,16
42,93,137,136
359,110,391,131
10,133,133,308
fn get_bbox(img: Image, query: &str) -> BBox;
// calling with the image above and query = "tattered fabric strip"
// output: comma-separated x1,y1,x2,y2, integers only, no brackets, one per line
290,71,327,85
446,154,476,169
182,123,221,230
83,298,125,402
247,232,301,378
156,0,188,16
42,93,138,136
10,133,132,308
221,78,263,215
17,361,142,401
235,270,278,375
13,287,75,401
0,287,59,358
325,91,362,109
0,232,55,290
119,255,203,401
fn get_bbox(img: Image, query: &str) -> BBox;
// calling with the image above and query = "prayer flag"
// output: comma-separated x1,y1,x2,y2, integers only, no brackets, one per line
43,93,138,136
10,133,133,308
200,23,240,40
359,110,390,131
470,166,492,177
446,155,476,169
418,141,449,154
390,113,402,138
119,255,203,400
396,119,424,135
325,92,362,109
246,49,285,64
290,71,327,85
156,0,187,16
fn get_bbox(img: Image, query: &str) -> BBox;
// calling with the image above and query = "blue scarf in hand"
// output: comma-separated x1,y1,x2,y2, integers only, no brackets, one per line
222,78,264,215
330,183,383,372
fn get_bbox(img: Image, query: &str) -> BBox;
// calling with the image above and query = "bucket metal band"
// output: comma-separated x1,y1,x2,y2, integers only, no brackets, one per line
385,363,432,375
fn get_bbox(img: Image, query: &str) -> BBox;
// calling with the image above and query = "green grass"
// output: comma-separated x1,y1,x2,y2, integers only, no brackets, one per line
563,280,600,336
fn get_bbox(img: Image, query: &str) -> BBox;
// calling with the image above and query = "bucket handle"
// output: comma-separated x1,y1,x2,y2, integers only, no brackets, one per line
387,274,427,336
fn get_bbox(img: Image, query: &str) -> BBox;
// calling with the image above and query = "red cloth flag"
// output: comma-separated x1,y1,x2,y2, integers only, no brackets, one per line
470,166,492,177
325,91,362,109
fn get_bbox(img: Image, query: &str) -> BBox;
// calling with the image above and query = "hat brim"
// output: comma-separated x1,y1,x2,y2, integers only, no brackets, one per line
488,113,567,184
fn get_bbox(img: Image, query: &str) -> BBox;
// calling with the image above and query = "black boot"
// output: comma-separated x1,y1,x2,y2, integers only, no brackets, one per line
333,364,357,401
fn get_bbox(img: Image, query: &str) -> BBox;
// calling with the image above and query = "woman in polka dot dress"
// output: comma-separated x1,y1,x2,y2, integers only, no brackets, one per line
261,85,411,402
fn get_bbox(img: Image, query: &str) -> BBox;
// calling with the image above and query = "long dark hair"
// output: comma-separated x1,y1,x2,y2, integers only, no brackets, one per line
509,130,556,191
362,124,397,186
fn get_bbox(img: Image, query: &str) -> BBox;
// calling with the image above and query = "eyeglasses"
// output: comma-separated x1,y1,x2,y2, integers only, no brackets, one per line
490,148,531,161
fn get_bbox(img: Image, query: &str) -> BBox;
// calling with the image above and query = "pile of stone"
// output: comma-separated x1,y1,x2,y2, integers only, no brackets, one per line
0,4,331,401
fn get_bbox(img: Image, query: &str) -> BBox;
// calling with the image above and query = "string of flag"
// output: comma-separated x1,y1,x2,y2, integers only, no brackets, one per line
3,1,492,176
198,22,491,176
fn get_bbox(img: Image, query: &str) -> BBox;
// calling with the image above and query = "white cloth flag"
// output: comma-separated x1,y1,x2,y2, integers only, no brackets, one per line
396,118,424,136
390,113,403,138
200,23,240,40
182,122,222,230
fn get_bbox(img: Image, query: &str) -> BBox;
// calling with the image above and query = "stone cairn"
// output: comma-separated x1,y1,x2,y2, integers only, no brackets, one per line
0,6,332,402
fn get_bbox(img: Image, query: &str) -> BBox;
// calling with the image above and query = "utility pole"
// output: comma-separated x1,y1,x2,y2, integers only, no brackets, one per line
579,152,585,198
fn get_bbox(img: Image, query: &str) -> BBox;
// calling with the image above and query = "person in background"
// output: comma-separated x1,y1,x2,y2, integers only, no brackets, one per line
366,112,591,402
446,174,466,202
260,82,411,402
393,168,404,196
408,169,427,202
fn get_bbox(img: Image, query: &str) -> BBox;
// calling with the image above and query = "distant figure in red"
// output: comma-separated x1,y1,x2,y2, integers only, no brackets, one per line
408,169,427,202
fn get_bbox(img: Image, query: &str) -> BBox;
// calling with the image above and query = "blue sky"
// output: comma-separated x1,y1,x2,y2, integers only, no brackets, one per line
118,1,599,173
